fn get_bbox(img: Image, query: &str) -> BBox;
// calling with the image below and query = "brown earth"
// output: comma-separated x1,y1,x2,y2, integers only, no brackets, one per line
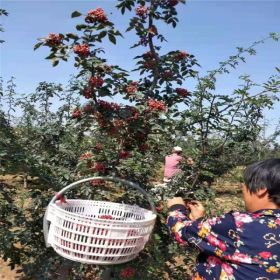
0,259,22,280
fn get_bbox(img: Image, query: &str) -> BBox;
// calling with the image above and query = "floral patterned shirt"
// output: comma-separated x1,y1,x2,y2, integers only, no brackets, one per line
167,205,280,280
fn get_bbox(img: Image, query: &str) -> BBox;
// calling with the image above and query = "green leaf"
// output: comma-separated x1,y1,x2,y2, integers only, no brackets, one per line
98,31,107,40
126,25,134,32
66,33,79,40
34,42,43,51
108,33,116,44
52,60,59,67
71,11,82,18
45,53,56,59
76,24,87,31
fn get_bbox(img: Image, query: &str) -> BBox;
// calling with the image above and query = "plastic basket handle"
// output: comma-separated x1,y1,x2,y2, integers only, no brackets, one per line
43,176,156,246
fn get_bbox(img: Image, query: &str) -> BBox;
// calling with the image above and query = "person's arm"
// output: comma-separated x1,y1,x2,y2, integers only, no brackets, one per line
166,197,236,257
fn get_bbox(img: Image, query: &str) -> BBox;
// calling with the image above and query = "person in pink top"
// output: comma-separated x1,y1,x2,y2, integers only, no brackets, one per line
163,146,183,182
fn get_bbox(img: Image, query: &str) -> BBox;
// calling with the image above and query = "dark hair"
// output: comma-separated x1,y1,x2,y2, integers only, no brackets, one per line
244,158,280,206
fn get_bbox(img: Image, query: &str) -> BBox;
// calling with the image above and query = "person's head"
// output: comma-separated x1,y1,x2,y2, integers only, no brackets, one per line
172,146,182,154
242,158,280,212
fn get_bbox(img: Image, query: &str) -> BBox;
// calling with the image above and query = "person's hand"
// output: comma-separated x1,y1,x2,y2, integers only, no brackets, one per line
167,197,185,209
187,201,205,221
186,157,194,166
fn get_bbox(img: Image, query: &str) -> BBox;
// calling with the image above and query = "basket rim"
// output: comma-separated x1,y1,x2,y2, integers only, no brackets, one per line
49,199,157,224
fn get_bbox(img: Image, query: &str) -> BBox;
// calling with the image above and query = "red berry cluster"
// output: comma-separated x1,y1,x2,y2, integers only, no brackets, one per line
147,99,166,112
175,51,188,61
85,8,108,23
168,0,179,6
89,76,104,88
139,143,149,152
143,51,156,60
126,82,138,95
143,51,157,69
126,106,139,122
90,179,105,186
156,204,164,213
73,44,90,58
98,100,120,111
119,267,136,279
114,119,126,129
72,108,82,118
79,152,93,160
83,88,93,99
95,112,107,128
143,60,157,69
91,162,106,173
83,104,94,113
137,132,147,140
162,70,173,80
93,143,102,151
175,88,189,97
108,127,118,136
46,33,63,46
119,150,130,159
135,5,149,18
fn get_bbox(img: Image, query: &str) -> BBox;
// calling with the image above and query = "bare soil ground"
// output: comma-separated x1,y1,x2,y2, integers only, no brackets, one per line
0,259,22,280
0,174,243,280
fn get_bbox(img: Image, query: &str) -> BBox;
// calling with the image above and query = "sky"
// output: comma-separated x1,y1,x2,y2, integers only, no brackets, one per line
0,0,280,135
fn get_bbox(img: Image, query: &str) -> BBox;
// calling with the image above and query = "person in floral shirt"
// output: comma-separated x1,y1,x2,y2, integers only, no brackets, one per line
167,158,280,279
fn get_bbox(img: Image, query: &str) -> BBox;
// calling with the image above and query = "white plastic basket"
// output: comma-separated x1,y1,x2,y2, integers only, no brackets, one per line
43,176,157,265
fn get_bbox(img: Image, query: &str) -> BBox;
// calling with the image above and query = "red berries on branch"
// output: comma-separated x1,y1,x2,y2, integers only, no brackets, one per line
147,99,167,112
126,82,138,95
91,162,106,173
97,100,120,111
175,88,189,97
119,267,136,279
142,51,158,69
143,51,156,60
79,152,93,160
73,44,90,58
119,150,130,159
143,61,157,70
90,179,105,186
162,70,173,80
83,88,94,99
89,76,104,88
85,8,108,23
175,51,189,61
139,143,149,152
168,0,179,6
46,33,63,47
135,5,149,18
72,108,82,118
93,143,102,151
83,104,94,113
